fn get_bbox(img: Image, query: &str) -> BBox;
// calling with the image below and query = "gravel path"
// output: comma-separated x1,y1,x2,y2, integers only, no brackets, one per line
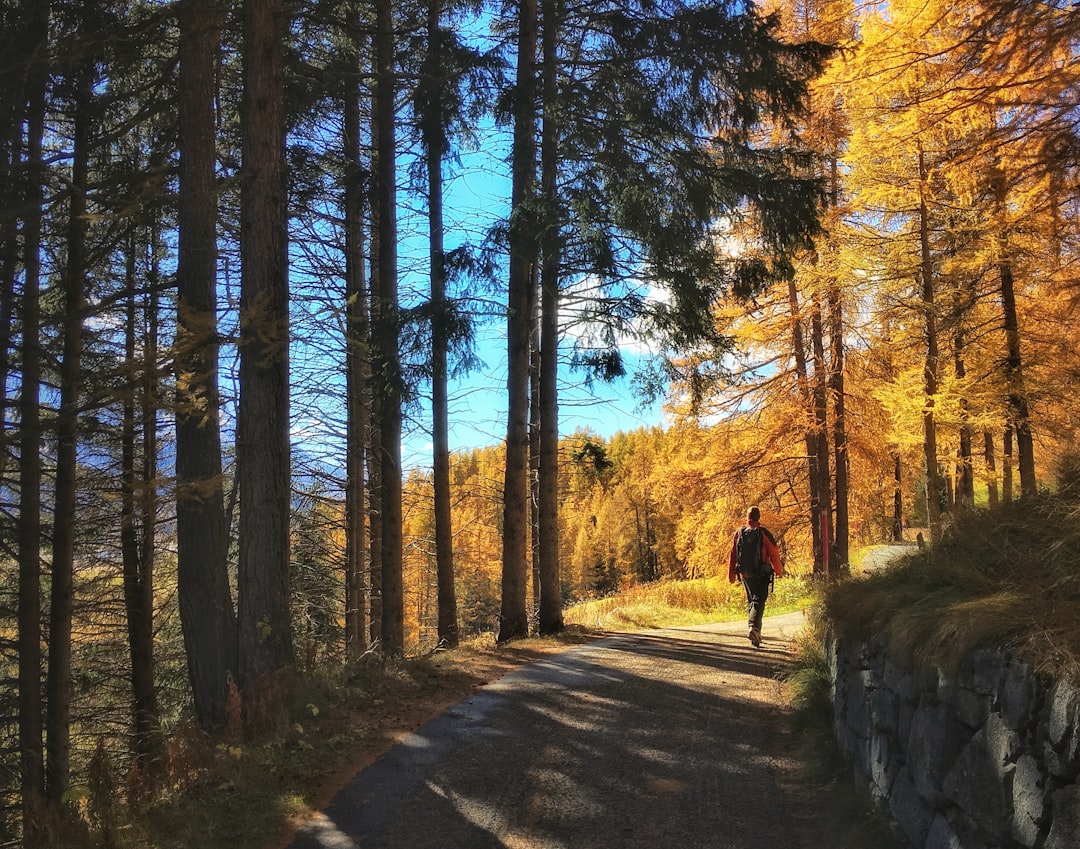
285,610,833,849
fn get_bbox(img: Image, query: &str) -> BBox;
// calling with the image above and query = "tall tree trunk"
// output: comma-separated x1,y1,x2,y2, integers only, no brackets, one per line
951,282,974,508
983,430,999,507
122,230,161,764
537,0,563,635
499,0,539,643
0,91,17,485
787,279,824,575
892,453,904,542
238,0,293,688
810,292,834,576
828,281,848,573
343,30,370,661
367,135,383,648
1003,425,1014,504
373,0,404,654
530,313,541,617
176,0,237,732
422,2,458,648
826,154,848,573
991,166,1037,497
46,68,90,804
18,0,48,838
918,145,942,540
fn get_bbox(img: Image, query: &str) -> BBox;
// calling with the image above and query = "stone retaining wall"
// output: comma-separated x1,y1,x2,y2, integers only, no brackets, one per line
828,634,1080,848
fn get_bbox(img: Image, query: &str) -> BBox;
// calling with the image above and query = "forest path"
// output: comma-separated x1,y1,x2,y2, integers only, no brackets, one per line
283,610,836,849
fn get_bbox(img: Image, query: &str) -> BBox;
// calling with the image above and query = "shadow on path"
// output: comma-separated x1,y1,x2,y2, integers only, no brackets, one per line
285,612,819,849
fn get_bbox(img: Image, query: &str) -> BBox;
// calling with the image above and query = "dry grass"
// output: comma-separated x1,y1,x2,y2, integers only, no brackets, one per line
824,496,1080,677
564,573,813,631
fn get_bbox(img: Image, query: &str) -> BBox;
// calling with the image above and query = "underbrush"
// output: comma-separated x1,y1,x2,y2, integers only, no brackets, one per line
564,572,814,631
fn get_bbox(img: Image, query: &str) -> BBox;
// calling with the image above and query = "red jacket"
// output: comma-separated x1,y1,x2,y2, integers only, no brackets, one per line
727,520,783,583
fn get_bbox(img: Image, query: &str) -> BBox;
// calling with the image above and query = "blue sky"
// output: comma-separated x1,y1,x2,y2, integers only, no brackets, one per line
392,132,668,466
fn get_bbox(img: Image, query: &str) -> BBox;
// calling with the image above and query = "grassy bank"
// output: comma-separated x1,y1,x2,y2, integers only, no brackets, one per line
823,496,1080,677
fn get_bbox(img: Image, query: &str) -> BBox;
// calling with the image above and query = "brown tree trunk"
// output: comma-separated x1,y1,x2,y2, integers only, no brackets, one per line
537,0,563,634
1003,425,1014,504
992,167,1037,498
951,278,975,508
238,0,294,687
46,70,90,803
918,145,942,540
122,230,161,764
367,141,383,647
176,0,237,732
530,311,541,617
810,292,834,576
983,430,1000,507
828,281,848,573
787,279,824,576
499,0,539,642
373,0,404,654
423,1,459,648
343,31,370,661
18,0,48,837
0,92,16,485
892,453,904,542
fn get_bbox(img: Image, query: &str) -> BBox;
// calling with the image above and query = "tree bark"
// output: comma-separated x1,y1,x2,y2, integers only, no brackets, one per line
343,27,370,661
46,68,90,803
1003,425,1014,504
787,279,824,576
983,430,999,507
918,145,942,540
810,292,834,576
238,0,294,688
892,453,904,542
176,0,237,731
373,0,404,654
18,0,48,837
991,167,1037,498
423,1,459,648
122,229,162,764
828,281,848,573
951,288,975,509
500,0,539,643
537,0,563,634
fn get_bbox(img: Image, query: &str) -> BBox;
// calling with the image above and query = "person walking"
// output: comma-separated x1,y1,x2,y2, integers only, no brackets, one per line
728,506,783,647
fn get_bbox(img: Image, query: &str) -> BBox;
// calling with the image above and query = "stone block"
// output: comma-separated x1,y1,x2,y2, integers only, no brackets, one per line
966,648,1005,696
1011,753,1047,847
942,713,1018,841
871,683,901,735
870,731,897,799
924,813,963,849
1043,680,1080,779
890,766,933,849
999,658,1038,734
1044,784,1080,849
884,655,914,697
908,696,968,804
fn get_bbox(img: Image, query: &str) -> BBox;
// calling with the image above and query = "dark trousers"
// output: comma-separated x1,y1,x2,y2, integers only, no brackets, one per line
741,572,772,631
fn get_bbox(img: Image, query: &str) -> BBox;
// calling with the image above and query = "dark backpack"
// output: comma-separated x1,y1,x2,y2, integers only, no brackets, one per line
736,526,769,578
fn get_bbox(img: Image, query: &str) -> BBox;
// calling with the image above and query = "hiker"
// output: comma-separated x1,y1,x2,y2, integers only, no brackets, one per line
727,506,783,647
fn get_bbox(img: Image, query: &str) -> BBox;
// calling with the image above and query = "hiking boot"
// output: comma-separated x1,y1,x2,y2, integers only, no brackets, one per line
748,627,761,647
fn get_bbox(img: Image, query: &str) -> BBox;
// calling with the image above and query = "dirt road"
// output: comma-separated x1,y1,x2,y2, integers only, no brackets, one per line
285,611,829,849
